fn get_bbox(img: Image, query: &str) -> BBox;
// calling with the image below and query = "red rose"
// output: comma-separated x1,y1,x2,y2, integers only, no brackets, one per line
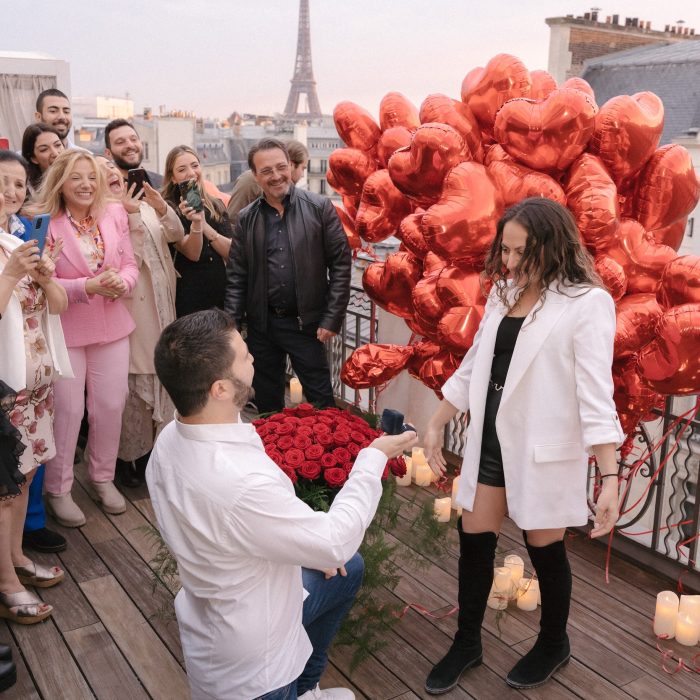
275,422,295,436
333,447,351,463
265,447,283,464
382,464,389,480
389,456,406,477
282,416,299,425
312,422,330,434
269,413,286,422
299,460,322,480
334,431,351,447
282,466,298,484
347,443,361,457
296,426,313,437
324,467,347,488
342,461,354,474
277,435,294,450
293,435,312,450
256,424,271,438
284,448,305,468
283,407,298,416
252,418,265,427
297,403,315,417
318,415,334,426
263,434,276,445
305,444,324,460
299,416,316,426
315,432,333,447
351,430,368,444
320,453,338,469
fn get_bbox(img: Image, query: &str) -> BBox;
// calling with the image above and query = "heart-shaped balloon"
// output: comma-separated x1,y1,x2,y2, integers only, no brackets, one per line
487,156,566,208
590,92,664,185
594,254,627,302
605,220,677,294
333,204,361,250
398,211,429,258
657,256,700,308
436,266,485,308
560,77,595,100
412,273,444,324
340,343,415,389
362,251,423,319
341,194,359,219
483,143,512,166
387,123,467,205
379,92,420,131
423,252,447,276
529,70,557,100
614,293,663,359
638,304,700,395
437,305,484,353
355,170,412,243
419,349,461,393
493,89,597,171
327,148,377,197
652,217,687,252
634,144,700,231
377,126,413,168
461,53,531,129
419,94,483,162
565,154,619,252
422,161,503,267
407,339,441,380
333,101,381,152
613,359,662,435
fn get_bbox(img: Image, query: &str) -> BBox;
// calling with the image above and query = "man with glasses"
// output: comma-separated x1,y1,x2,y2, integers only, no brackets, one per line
225,138,350,414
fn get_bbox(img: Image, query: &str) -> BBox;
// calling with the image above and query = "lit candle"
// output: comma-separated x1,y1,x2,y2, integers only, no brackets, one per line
396,456,412,486
451,476,460,505
516,577,539,611
504,554,525,597
487,567,511,610
289,378,303,404
653,591,679,639
434,497,451,522
414,462,434,487
678,594,700,625
412,447,427,469
674,613,700,646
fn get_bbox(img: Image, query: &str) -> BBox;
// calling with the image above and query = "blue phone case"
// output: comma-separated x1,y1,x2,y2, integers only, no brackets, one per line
32,214,50,255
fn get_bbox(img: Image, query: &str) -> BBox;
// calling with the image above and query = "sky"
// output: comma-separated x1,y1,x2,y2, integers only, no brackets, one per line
5,0,700,119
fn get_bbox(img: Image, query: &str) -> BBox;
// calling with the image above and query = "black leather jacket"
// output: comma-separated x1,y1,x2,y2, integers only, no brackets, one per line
225,185,351,333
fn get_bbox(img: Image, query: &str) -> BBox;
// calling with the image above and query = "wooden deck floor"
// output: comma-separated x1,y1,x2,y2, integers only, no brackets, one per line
2,463,698,699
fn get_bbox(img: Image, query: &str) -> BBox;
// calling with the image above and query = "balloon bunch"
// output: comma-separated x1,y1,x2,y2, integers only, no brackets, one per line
335,53,700,433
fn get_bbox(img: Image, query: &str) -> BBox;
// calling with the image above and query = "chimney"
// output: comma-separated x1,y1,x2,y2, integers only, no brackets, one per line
591,10,598,21
612,14,619,24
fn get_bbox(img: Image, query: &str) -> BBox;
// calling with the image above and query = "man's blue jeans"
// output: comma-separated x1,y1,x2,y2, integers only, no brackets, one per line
256,553,364,700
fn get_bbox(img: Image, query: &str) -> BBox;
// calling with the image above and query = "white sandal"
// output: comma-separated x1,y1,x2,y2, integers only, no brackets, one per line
14,561,65,588
0,590,53,625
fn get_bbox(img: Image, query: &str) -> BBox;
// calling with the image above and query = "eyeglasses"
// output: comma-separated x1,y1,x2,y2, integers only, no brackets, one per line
258,164,290,178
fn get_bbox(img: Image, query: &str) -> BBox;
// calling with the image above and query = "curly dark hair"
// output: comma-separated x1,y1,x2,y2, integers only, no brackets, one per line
482,197,602,313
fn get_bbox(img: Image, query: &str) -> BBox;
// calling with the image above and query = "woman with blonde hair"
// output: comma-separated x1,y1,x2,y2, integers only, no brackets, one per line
162,145,233,317
34,150,138,526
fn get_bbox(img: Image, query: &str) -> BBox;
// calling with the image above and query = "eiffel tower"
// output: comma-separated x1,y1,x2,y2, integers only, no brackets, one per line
283,0,322,119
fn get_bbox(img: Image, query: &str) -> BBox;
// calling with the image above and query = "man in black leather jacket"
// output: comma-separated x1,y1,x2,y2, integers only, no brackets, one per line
225,138,351,413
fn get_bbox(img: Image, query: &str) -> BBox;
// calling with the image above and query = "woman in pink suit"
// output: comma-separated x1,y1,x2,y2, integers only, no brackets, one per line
35,151,138,526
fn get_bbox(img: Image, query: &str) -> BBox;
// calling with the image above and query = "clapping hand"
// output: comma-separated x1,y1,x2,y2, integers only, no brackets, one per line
86,266,127,299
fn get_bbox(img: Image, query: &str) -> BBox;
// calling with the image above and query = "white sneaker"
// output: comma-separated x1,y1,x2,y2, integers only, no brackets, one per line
298,685,355,700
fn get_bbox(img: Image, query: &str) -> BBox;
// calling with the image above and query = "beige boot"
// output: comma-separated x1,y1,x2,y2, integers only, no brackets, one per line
45,493,86,527
89,481,126,515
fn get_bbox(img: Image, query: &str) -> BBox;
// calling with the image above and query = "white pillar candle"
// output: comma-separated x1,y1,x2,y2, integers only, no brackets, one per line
396,456,412,486
516,578,539,611
289,377,303,404
414,462,434,487
674,613,700,646
434,497,451,522
653,591,679,639
503,554,525,596
451,475,461,504
487,567,511,610
678,594,700,625
412,447,427,469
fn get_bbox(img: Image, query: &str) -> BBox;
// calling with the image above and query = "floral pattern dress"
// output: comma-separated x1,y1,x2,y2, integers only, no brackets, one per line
8,278,56,474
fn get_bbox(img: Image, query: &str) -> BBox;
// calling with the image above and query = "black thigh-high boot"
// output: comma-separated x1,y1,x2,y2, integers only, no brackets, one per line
506,537,572,689
425,528,498,695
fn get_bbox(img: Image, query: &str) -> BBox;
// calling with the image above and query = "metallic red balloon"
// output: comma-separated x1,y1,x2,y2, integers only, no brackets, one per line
398,211,429,258
461,54,531,129
487,156,566,208
423,251,447,276
560,77,595,101
614,293,663,359
565,153,619,252
333,204,361,250
419,94,483,162
657,256,700,308
327,148,377,197
494,89,597,171
341,194,359,219
422,161,503,266
407,340,441,380
379,92,420,132
412,273,443,323
362,251,422,319
340,343,414,389
437,305,484,353
333,101,381,152
387,123,467,205
613,359,662,435
355,170,412,243
377,127,413,168
634,144,700,231
419,349,461,392
652,217,687,252
483,143,512,165
530,70,557,100
590,92,664,185
594,254,627,302
436,266,486,308
638,304,700,395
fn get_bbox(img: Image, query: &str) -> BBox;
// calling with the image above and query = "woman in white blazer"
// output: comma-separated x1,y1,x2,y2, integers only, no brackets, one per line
423,198,624,694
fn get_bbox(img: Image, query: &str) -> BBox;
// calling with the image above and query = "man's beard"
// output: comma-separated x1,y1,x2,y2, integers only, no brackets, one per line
112,151,143,172
53,121,71,139
228,376,254,410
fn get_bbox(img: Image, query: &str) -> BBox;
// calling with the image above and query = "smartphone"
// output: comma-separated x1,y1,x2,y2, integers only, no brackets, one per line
178,179,204,212
127,168,149,194
32,214,51,255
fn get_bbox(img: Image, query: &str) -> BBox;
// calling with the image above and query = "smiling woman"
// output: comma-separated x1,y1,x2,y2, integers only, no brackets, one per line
20,124,65,192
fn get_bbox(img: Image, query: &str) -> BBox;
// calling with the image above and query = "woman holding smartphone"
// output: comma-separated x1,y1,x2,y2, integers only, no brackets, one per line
21,124,65,192
33,150,138,527
162,145,233,317
423,198,624,693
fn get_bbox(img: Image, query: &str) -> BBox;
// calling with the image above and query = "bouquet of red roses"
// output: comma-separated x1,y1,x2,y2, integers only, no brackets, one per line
252,404,406,493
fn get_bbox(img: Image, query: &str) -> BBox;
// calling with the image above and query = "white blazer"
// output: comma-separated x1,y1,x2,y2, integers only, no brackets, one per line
442,281,625,530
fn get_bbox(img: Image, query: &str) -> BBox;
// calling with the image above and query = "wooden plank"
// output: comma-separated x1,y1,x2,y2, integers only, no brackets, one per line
64,622,148,700
0,622,41,700
330,643,409,700
68,476,122,544
52,523,112,583
621,674,689,700
322,662,368,699
80,575,188,700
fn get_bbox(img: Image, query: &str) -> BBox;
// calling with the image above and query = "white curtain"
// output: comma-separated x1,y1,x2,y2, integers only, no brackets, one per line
0,74,56,151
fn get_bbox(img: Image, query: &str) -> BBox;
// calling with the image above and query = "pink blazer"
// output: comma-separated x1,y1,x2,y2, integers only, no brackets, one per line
49,202,139,347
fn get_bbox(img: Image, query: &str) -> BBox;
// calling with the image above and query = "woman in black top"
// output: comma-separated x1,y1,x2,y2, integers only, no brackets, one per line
162,146,233,317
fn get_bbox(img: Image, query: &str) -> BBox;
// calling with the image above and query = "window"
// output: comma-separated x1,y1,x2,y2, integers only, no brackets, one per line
320,180,327,195
320,159,328,173
143,143,149,160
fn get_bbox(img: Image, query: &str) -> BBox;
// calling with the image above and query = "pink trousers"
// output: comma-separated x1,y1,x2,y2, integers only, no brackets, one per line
45,337,130,496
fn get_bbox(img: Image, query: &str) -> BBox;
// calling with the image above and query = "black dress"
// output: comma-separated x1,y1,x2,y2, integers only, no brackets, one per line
478,315,526,487
0,381,26,500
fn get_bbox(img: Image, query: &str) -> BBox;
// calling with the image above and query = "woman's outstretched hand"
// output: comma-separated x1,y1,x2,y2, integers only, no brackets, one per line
424,426,446,477
590,481,620,538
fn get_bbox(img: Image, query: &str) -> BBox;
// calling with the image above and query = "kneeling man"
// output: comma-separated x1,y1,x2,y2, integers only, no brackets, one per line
147,309,416,699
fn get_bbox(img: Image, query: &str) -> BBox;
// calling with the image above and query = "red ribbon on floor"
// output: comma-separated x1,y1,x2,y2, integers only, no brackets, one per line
655,635,700,675
396,602,458,619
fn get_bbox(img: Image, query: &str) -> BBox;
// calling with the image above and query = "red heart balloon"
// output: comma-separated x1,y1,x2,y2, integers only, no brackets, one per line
657,256,700,308
422,161,503,266
530,70,557,100
590,92,664,185
487,156,566,208
412,273,444,325
634,144,700,231
565,154,619,252
333,204,361,250
638,304,700,395
398,211,429,258
483,143,512,165
560,77,595,101
333,101,381,152
387,123,467,205
437,305,484,353
436,266,486,308
461,54,531,129
419,94,483,162
376,126,413,168
423,252,447,276
340,343,414,389
614,293,663,359
652,217,687,252
379,92,420,131
493,89,597,171
355,170,412,243
341,194,359,219
594,254,627,302
407,339,441,380
613,359,662,435
362,251,422,319
605,220,677,294
327,148,377,197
